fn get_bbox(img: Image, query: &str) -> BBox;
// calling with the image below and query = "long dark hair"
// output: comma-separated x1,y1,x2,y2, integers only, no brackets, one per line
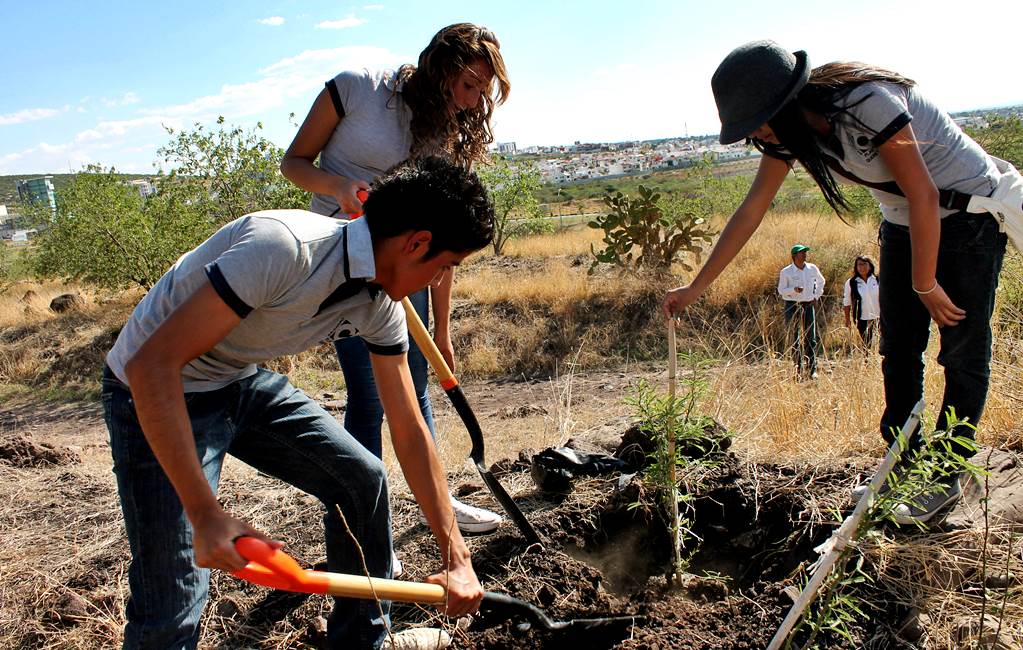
752,62,915,214
396,23,510,168
850,254,876,280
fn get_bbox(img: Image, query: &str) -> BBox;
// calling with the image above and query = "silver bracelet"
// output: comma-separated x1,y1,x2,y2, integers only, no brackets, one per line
912,281,938,295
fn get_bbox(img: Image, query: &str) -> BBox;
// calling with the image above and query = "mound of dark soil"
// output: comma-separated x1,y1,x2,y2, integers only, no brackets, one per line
391,454,863,649
0,435,80,467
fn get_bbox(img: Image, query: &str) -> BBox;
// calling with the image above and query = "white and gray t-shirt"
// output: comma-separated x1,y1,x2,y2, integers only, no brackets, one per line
310,69,413,217
822,81,998,225
106,211,408,392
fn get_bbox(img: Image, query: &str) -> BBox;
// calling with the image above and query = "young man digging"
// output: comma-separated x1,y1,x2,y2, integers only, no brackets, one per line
102,157,488,649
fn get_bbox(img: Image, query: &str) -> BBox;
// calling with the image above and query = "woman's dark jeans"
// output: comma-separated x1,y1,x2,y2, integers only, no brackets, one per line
334,287,436,459
878,212,1007,457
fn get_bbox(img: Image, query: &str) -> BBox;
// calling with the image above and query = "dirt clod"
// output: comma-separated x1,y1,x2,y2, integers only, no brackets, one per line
49,293,85,313
0,435,80,467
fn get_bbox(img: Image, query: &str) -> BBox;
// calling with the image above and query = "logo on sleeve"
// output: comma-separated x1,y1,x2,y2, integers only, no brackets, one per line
854,135,878,163
326,319,360,342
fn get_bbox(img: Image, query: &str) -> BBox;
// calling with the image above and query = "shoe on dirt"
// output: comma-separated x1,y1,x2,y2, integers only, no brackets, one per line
392,550,403,579
419,495,503,534
851,464,907,500
382,627,451,650
892,474,962,525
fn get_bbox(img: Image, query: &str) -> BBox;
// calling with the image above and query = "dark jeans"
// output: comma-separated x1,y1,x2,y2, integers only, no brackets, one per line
856,318,877,347
103,367,393,649
878,213,1007,457
784,300,818,373
335,287,436,459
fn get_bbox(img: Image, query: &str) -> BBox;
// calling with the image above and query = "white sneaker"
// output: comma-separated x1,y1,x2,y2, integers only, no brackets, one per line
450,495,503,533
419,495,503,534
382,627,451,650
391,551,403,579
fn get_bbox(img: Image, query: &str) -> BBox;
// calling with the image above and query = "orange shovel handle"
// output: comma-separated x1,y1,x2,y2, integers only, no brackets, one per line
233,537,329,594
232,537,446,603
348,189,370,218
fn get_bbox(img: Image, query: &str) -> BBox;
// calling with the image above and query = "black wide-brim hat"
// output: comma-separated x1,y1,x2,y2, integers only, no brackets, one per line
712,40,810,145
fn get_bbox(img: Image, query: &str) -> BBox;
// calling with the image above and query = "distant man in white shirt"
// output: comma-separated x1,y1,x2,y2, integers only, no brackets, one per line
778,244,825,378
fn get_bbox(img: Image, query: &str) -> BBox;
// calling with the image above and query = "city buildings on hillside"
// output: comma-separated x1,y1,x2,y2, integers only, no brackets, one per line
528,138,755,184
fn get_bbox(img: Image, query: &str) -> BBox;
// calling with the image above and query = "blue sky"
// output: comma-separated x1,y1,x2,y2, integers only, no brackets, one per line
3,0,1022,175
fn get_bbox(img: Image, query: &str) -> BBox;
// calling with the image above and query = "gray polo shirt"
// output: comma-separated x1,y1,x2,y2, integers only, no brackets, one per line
106,211,408,392
310,69,413,217
822,81,998,225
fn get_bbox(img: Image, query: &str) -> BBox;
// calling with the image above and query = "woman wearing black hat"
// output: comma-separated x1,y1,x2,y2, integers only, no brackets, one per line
663,40,1007,524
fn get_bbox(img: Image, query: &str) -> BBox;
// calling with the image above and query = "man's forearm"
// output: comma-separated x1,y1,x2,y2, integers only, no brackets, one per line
391,420,470,567
124,360,219,522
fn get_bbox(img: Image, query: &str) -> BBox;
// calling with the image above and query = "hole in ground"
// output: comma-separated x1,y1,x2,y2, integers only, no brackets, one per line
564,471,831,596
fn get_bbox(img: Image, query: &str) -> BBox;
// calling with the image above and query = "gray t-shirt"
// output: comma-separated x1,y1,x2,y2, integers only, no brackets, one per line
310,69,413,217
822,81,998,225
106,211,408,392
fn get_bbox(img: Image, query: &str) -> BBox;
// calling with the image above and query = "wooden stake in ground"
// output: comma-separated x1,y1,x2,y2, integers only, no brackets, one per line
666,318,683,584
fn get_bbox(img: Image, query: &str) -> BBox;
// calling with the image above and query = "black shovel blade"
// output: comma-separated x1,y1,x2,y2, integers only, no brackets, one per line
477,592,643,634
445,385,542,545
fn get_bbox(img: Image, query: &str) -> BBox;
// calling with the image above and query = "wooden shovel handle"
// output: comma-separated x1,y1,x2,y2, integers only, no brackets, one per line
402,298,458,390
233,537,447,603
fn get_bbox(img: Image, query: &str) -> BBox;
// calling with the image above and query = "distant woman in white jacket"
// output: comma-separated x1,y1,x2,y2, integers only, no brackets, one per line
842,255,880,347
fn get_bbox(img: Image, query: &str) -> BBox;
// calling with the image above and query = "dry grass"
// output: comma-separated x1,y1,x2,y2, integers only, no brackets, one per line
705,211,879,309
502,226,602,259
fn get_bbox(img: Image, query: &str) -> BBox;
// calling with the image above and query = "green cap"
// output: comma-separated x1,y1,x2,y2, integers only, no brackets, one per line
790,244,810,255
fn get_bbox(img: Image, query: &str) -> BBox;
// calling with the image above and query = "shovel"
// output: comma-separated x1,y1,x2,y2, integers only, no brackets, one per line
349,189,540,545
401,299,542,546
232,537,638,633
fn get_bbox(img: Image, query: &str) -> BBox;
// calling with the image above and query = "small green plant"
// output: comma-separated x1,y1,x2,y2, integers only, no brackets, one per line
478,157,546,255
787,410,984,649
625,352,730,581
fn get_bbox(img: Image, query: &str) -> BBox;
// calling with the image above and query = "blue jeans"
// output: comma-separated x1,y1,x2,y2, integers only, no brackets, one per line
103,367,393,649
878,213,1007,457
335,287,436,459
784,300,818,374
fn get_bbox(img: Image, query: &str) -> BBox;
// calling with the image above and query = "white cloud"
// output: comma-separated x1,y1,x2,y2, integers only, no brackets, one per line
142,45,404,124
258,16,285,26
101,91,141,108
363,4,384,9
316,14,367,29
0,107,61,127
1,45,406,174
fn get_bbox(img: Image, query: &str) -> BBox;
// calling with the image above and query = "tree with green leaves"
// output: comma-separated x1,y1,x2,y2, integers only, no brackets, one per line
157,116,309,226
33,166,211,289
478,158,547,255
33,118,309,289
967,115,1023,169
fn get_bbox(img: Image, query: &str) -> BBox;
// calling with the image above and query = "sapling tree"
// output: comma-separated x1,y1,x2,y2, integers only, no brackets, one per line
478,157,547,255
626,348,728,583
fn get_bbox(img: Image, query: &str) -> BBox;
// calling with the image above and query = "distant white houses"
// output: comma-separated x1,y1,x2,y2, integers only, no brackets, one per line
532,138,755,184
495,142,517,154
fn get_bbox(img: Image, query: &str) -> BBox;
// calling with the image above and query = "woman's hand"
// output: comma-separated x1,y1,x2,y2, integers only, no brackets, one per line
916,282,966,327
663,285,702,319
331,176,370,215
